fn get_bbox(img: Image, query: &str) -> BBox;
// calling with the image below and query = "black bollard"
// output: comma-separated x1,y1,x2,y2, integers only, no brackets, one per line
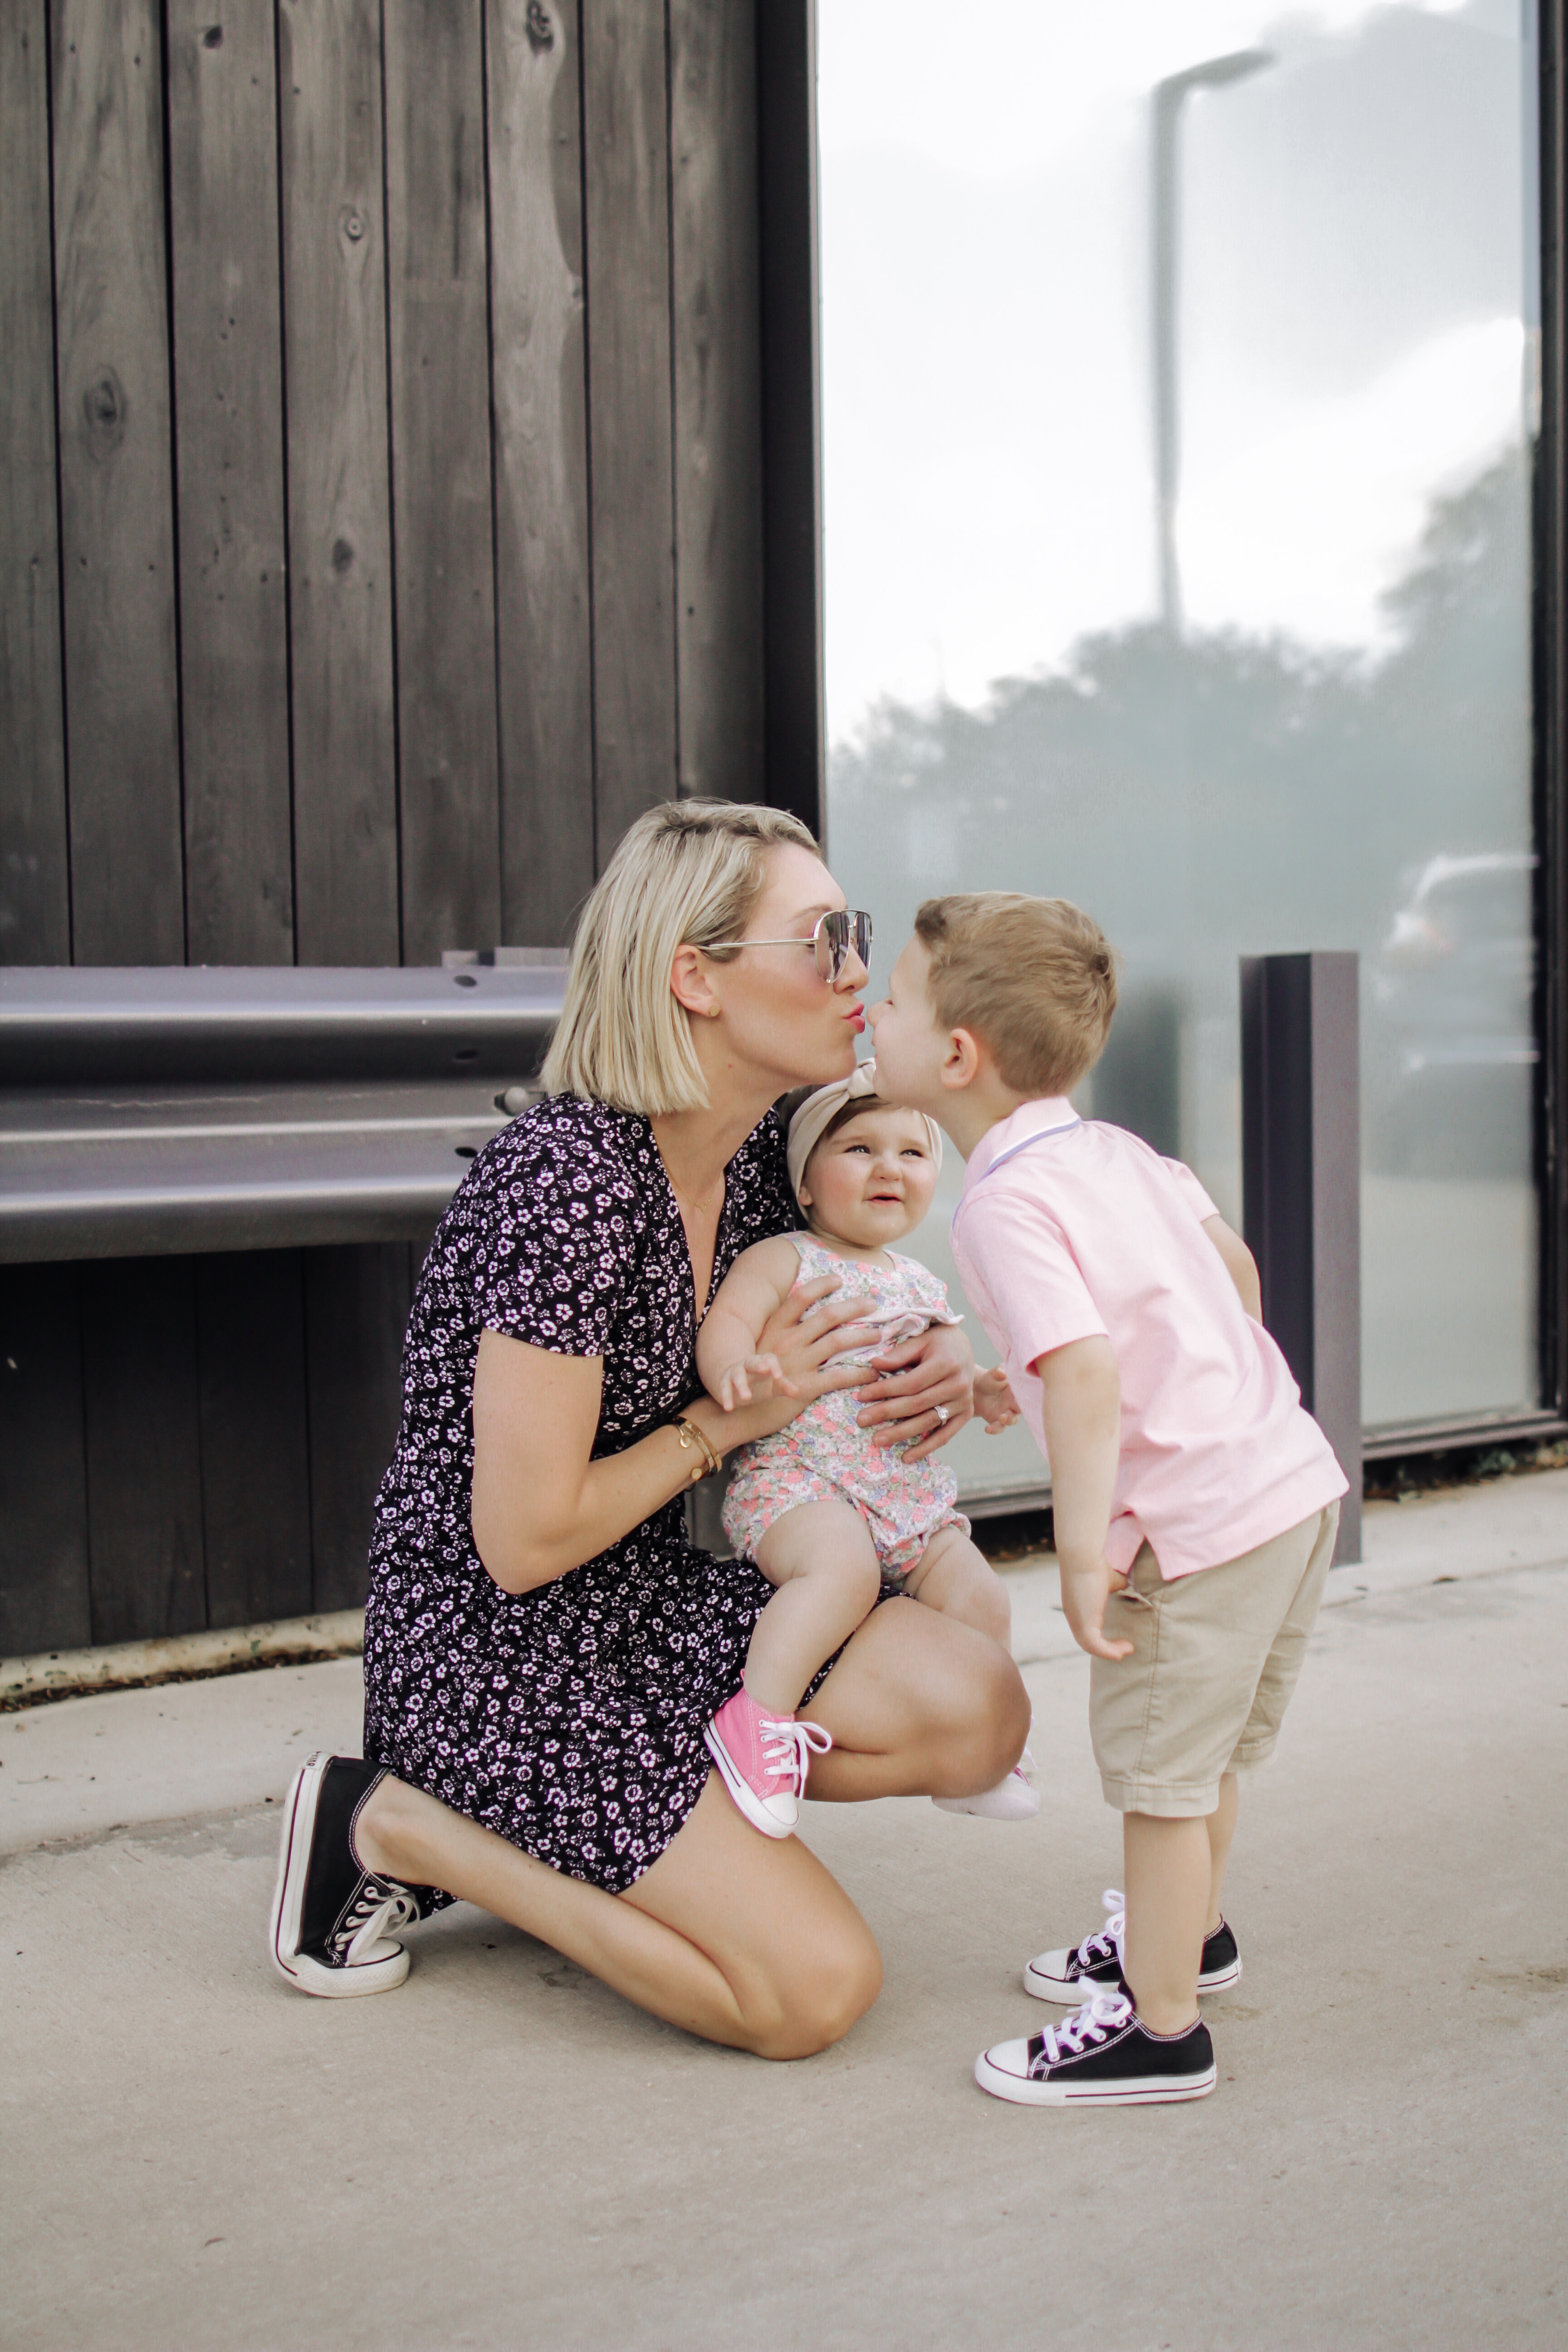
1240,952,1362,1564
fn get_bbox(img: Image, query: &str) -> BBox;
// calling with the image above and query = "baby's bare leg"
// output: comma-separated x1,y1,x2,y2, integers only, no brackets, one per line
900,1523,1012,1649
749,1501,884,1716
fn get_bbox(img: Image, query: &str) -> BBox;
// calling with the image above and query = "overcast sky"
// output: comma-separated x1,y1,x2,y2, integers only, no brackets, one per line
818,0,1531,739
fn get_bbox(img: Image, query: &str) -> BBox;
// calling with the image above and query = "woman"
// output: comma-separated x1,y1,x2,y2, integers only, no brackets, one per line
270,801,1029,2058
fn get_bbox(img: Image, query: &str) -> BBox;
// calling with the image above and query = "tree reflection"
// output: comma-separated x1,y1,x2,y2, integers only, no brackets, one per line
830,448,1533,1178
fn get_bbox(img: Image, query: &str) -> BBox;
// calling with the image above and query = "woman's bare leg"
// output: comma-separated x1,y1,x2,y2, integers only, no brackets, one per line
355,1773,879,2059
352,1604,1021,2046
804,1594,1030,1803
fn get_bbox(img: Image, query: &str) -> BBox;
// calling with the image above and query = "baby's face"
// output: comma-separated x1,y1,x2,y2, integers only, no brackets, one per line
799,1107,940,1251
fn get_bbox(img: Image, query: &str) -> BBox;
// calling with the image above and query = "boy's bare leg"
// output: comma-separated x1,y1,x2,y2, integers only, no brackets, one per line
749,1501,883,1715
1120,1810,1209,2035
899,1523,1012,1647
1205,1773,1240,1934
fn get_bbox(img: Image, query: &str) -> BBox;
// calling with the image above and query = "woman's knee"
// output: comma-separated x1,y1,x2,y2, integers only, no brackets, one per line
747,1916,883,2061
942,1639,1030,1788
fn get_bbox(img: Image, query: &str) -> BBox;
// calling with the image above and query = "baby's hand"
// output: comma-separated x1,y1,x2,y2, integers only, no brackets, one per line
712,1353,800,1412
974,1366,1021,1434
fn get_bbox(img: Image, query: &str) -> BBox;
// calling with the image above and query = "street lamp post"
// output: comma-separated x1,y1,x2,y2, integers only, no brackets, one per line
1152,48,1274,633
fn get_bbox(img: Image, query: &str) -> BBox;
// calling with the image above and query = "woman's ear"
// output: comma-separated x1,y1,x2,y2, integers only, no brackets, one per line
669,943,720,1022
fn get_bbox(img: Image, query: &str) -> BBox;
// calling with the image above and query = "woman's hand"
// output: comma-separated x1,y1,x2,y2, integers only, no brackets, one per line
741,1273,883,1421
854,1321,975,1463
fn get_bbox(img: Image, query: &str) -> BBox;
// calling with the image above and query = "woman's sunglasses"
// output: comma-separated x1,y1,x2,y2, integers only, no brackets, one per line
707,907,873,985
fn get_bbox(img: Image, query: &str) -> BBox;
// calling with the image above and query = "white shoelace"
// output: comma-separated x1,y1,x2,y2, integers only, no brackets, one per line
760,1714,833,1797
1074,1887,1127,1971
337,1877,423,1967
1031,1988,1134,2073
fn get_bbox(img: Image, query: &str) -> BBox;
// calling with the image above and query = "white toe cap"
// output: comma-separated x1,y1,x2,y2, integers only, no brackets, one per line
975,2034,1034,2084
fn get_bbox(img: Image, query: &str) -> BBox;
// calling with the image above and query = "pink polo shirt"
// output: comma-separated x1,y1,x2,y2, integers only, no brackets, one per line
950,1100,1347,1579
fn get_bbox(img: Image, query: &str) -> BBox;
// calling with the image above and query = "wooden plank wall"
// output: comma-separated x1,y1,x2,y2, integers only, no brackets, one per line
0,0,795,1656
0,1242,418,1652
1,0,770,967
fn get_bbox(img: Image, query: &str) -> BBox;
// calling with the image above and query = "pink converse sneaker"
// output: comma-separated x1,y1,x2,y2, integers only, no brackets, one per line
704,1687,833,1838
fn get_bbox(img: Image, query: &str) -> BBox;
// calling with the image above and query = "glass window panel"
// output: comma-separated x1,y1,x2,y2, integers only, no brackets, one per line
821,0,1539,1485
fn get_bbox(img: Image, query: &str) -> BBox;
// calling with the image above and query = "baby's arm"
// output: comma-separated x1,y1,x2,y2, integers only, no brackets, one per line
1035,1336,1134,1663
1201,1214,1262,1320
697,1236,808,1411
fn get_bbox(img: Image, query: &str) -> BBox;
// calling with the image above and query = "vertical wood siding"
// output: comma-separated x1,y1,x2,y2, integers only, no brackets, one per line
383,0,503,965
0,0,793,1655
167,0,295,964
51,0,186,964
670,0,764,802
486,0,595,946
2,0,774,966
278,0,402,964
0,5,71,964
581,0,680,843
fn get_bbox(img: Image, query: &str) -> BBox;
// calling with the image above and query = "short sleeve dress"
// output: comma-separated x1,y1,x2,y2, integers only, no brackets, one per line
361,1093,797,1896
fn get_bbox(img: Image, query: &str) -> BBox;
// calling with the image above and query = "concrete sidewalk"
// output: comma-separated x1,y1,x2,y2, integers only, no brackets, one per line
4,1476,1567,2349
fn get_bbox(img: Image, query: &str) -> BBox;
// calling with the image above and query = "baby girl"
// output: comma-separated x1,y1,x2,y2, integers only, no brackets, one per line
696,1060,1035,1837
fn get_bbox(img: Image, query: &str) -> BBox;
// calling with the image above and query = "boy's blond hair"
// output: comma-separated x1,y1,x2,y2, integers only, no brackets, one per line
542,799,818,1115
913,892,1118,1097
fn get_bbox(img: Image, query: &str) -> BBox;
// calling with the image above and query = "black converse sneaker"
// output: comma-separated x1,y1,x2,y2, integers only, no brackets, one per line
270,1753,439,1998
1023,1888,1242,2005
975,1989,1217,2107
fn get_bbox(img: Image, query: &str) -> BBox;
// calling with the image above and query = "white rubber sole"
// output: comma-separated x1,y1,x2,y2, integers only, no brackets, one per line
973,2048,1218,2106
1023,1954,1242,2005
702,1723,796,1838
933,1776,1041,1821
269,1753,410,1998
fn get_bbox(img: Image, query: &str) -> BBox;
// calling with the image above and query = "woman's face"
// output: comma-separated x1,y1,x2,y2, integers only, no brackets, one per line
708,844,868,1094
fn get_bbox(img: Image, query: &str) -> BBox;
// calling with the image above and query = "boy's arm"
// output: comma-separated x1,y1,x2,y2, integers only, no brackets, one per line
696,1237,805,1410
1035,1336,1134,1662
1202,1215,1262,1321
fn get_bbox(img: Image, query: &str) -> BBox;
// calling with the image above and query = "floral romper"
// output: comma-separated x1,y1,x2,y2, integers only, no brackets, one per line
721,1235,971,1581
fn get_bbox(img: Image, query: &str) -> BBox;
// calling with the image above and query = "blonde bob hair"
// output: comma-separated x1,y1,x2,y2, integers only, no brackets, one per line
541,799,820,1115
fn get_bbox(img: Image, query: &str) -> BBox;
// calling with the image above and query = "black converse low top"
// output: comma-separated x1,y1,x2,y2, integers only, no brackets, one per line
270,1752,440,1998
975,1989,1217,2107
1023,1888,1242,2005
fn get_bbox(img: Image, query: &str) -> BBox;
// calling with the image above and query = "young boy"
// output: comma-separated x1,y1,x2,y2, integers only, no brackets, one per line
869,893,1347,2107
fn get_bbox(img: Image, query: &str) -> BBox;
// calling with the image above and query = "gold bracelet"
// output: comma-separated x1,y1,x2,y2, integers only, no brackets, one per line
670,1416,723,1483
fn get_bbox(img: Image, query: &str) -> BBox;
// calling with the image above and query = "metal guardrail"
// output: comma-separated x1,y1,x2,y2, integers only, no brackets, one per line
0,963,567,1262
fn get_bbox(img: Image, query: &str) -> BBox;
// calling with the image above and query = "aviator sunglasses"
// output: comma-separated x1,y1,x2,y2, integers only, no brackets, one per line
707,906,873,985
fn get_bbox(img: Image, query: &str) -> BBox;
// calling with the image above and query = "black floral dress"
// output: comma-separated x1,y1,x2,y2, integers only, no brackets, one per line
361,1094,797,1896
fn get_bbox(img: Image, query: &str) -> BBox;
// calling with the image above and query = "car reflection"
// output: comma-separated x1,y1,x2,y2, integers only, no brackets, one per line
1371,850,1536,1176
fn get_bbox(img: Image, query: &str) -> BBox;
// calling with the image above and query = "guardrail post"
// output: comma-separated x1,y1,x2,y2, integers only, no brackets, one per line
1240,952,1362,1564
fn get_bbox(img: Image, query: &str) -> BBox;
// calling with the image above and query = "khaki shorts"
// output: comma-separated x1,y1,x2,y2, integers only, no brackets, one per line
1089,1501,1338,1818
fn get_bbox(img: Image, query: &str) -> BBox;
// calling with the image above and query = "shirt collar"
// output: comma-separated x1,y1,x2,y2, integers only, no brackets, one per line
959,1098,1082,1200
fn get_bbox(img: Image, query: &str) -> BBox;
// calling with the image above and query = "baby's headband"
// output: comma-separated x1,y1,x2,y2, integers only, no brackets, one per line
784,1059,945,1202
